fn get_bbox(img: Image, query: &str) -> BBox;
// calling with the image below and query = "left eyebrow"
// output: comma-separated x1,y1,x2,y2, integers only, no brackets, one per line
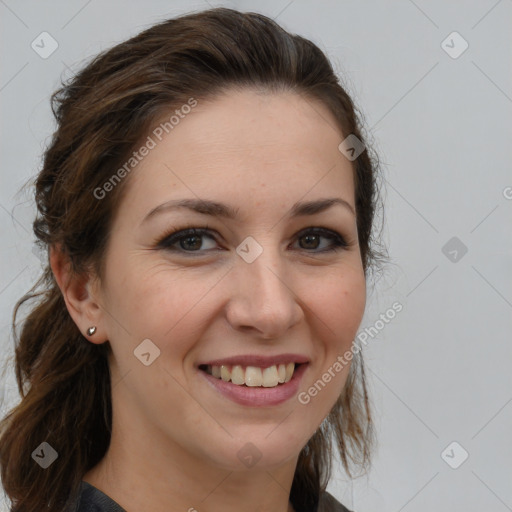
141,197,355,225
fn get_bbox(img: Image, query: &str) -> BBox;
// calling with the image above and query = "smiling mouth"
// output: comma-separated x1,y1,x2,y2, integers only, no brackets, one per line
198,363,304,388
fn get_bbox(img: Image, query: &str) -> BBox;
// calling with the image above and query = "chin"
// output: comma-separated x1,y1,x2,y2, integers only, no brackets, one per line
201,431,307,472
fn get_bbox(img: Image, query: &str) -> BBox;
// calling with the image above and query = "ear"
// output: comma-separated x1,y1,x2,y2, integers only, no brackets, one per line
49,244,106,345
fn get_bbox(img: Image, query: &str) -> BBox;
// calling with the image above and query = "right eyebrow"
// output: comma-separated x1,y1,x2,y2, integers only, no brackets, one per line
141,196,355,225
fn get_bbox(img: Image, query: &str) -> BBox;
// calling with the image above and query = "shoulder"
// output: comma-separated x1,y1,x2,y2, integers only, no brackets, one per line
317,490,354,512
64,481,126,512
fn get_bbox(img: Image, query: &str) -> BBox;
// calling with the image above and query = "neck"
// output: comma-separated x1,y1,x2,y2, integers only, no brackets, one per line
83,402,300,512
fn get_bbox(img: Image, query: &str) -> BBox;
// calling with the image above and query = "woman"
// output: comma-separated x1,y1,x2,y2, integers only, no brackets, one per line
0,7,385,512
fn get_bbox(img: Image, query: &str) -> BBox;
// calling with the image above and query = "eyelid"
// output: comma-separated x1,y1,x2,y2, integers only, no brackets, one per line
154,224,351,254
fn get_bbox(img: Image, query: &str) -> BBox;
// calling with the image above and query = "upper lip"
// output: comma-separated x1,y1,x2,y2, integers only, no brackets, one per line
198,353,310,368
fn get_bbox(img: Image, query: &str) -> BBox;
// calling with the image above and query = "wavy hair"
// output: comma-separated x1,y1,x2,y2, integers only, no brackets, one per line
0,7,386,511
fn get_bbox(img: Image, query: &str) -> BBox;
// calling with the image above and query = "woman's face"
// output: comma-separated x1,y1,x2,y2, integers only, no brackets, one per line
94,88,366,471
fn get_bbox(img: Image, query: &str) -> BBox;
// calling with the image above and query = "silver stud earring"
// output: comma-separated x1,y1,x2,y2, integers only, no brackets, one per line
87,326,97,336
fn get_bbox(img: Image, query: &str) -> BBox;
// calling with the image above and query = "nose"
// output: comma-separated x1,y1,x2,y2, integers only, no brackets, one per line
224,242,304,339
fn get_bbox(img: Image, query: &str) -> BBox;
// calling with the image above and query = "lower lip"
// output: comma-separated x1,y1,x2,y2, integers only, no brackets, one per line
198,363,309,407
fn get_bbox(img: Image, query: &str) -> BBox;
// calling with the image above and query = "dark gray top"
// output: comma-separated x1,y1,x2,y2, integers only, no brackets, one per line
69,481,353,512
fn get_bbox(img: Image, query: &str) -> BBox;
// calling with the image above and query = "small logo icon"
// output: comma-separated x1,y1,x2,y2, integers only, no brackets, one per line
236,236,263,263
441,441,469,469
31,32,59,59
441,32,469,59
338,134,365,161
134,338,161,366
32,442,58,469
237,442,262,468
442,236,468,263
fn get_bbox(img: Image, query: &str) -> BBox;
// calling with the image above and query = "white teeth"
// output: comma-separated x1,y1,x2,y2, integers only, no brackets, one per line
284,362,294,383
205,363,298,387
245,366,263,386
220,365,230,382
261,366,278,387
231,365,245,385
277,363,286,383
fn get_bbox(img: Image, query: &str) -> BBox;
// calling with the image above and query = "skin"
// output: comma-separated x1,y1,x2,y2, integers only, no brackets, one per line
51,88,367,512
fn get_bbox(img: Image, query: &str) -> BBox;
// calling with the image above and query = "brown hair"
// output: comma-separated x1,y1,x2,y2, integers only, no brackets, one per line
0,7,386,511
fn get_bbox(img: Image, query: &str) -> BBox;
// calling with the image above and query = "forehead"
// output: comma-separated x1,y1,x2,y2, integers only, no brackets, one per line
117,89,355,222
166,88,344,157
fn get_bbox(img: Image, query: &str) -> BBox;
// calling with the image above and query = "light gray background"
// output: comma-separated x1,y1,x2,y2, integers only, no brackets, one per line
1,1,511,510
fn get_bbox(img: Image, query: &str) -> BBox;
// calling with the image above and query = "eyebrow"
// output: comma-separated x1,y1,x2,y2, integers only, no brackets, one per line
142,197,355,225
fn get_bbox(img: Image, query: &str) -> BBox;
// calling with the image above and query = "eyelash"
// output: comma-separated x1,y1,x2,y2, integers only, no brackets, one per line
154,224,349,255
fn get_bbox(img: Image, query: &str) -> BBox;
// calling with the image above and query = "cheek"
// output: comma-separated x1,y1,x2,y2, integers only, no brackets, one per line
300,273,365,415
110,267,221,352
308,270,366,345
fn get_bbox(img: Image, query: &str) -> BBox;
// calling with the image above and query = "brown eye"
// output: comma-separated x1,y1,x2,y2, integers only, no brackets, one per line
158,228,217,252
156,226,348,255
293,228,348,253
299,233,321,250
